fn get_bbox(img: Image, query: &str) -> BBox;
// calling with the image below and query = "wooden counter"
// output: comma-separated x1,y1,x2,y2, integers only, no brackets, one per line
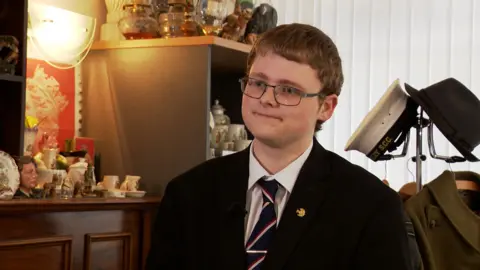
0,197,161,270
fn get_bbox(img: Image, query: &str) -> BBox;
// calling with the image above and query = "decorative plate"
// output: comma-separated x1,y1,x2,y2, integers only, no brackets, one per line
0,150,20,200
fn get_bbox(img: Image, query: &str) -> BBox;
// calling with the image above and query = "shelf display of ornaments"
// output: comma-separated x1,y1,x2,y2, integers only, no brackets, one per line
209,99,252,159
102,0,278,44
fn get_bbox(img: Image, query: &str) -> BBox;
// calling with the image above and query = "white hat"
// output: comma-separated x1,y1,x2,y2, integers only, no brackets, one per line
345,79,419,161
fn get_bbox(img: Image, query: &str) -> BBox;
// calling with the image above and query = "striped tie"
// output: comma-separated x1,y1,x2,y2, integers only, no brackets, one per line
246,179,279,270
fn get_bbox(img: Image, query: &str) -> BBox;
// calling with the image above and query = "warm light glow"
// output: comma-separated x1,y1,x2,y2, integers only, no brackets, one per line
28,1,96,67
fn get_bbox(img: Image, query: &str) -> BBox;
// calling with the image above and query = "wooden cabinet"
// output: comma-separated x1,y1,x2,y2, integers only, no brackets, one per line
82,36,251,195
0,0,28,156
0,197,161,270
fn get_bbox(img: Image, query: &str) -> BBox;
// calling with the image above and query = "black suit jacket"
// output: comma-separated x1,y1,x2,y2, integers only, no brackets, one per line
146,140,412,269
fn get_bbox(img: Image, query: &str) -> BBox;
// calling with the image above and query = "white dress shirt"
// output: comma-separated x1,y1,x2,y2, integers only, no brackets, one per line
245,140,313,243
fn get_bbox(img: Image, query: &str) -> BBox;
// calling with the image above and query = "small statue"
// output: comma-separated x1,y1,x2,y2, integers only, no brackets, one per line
43,173,60,199
120,175,141,191
0,35,19,75
43,182,57,199
49,187,57,198
73,182,83,198
82,164,96,197
220,1,252,41
60,177,74,199
51,173,60,185
243,3,277,44
42,183,51,198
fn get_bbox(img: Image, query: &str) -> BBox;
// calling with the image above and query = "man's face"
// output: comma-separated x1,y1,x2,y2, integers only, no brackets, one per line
241,52,338,148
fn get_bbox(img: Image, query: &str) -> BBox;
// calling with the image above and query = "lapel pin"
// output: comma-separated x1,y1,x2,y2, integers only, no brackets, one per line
296,208,306,217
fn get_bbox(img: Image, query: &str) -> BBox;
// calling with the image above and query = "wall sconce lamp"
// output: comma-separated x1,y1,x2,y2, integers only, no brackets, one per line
27,1,96,69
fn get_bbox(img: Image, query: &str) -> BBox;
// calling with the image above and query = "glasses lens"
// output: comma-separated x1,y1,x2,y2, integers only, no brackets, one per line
239,78,304,106
241,78,265,99
274,86,301,106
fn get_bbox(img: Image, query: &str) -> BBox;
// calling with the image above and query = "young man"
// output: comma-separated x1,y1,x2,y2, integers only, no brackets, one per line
146,23,412,270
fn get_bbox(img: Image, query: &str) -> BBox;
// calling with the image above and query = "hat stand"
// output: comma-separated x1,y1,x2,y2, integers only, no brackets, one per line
376,110,428,192
376,134,411,161
412,109,430,192
412,109,467,192
374,109,468,193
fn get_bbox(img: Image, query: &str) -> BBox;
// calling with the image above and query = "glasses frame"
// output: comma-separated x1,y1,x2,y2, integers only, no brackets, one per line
239,77,328,106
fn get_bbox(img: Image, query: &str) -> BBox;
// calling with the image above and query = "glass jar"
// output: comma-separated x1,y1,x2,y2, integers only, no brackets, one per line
151,0,170,19
194,0,229,35
118,4,160,40
158,3,200,38
159,13,200,38
211,99,230,126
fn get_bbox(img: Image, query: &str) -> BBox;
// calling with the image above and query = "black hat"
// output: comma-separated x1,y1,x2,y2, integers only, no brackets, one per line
345,79,419,161
404,78,480,162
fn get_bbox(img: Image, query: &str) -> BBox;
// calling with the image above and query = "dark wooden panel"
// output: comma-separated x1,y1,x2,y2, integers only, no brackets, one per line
210,71,253,139
84,232,132,270
0,80,25,155
0,236,72,270
82,46,211,195
0,0,28,77
211,44,248,73
0,0,27,156
0,199,160,270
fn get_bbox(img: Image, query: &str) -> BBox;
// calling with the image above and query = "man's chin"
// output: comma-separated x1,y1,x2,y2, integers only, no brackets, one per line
252,132,285,149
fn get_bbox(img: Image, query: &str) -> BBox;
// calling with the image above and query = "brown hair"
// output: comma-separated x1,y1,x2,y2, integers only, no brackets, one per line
14,156,36,172
246,23,344,131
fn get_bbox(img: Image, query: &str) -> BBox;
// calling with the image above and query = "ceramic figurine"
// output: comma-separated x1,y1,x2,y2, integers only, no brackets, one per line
120,175,141,191
43,182,55,198
243,3,277,44
220,0,252,41
13,156,42,199
0,35,19,75
73,182,83,198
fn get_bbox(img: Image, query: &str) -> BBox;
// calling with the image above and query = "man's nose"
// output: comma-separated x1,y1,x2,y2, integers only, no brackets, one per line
259,86,278,106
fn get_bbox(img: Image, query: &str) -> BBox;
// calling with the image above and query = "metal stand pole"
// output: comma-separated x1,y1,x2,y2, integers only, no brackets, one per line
415,110,424,192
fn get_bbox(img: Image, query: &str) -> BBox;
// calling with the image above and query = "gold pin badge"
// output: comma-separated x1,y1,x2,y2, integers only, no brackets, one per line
296,208,306,217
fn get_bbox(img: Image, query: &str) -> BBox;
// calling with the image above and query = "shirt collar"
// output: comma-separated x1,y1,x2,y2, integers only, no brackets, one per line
19,189,32,197
248,140,313,193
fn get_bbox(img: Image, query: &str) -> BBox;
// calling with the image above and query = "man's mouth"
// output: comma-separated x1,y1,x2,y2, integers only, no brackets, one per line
253,112,282,121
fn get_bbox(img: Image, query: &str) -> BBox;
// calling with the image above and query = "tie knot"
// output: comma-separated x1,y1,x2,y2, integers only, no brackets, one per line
258,178,279,200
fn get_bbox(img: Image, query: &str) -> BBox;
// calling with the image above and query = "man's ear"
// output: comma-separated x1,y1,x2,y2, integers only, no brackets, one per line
317,95,338,122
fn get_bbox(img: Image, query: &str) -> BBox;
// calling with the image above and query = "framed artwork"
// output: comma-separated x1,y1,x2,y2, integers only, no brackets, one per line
25,58,76,153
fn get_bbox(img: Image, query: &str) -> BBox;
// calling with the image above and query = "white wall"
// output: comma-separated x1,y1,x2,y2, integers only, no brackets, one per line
269,0,480,190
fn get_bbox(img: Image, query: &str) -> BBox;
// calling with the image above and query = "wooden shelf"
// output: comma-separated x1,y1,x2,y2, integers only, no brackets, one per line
91,36,252,54
0,197,162,213
0,74,24,83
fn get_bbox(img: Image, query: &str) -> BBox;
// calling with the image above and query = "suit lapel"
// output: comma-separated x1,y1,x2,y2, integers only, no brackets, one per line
215,148,249,270
263,141,333,270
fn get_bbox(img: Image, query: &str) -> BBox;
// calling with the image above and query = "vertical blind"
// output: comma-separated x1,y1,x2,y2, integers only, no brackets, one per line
268,0,480,190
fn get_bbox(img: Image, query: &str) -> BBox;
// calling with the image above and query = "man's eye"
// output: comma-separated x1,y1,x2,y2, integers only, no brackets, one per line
249,80,266,88
280,86,299,94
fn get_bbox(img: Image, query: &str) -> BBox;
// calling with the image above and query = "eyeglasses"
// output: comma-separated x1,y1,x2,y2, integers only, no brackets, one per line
239,77,327,106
